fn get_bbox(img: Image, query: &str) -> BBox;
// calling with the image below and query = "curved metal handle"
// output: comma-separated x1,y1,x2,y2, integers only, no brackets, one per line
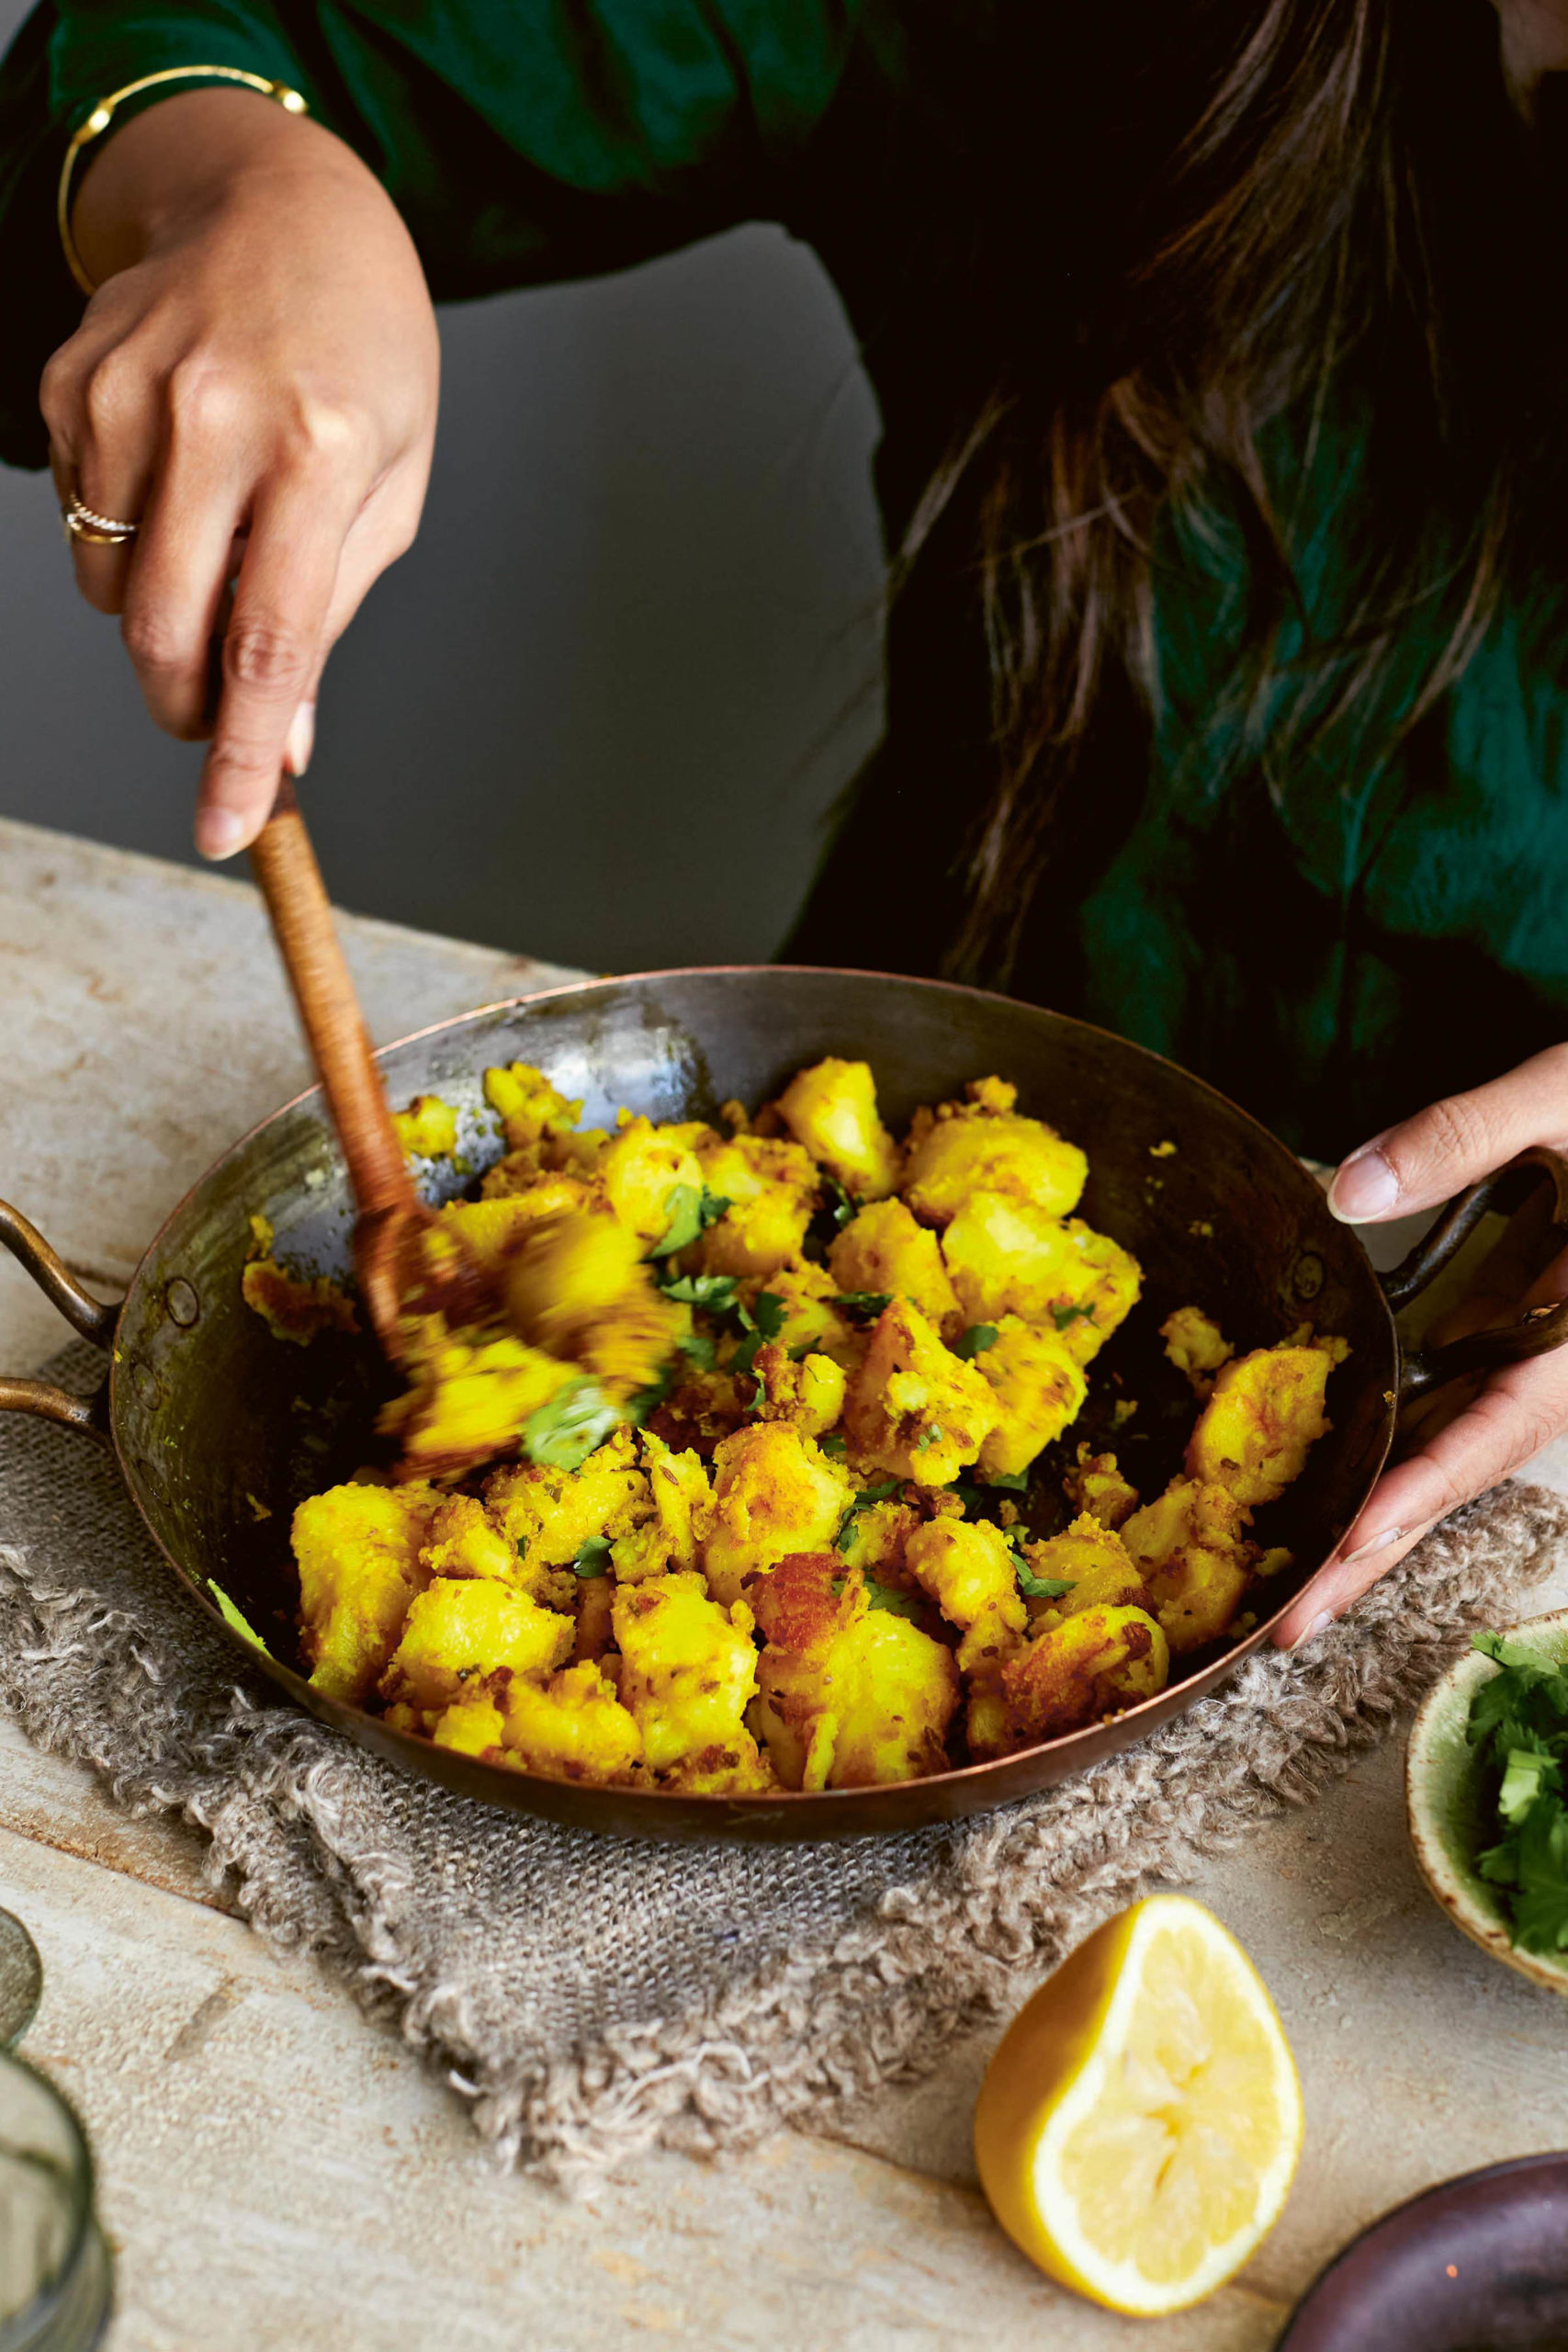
0,1198,118,1438
1383,1148,1568,1401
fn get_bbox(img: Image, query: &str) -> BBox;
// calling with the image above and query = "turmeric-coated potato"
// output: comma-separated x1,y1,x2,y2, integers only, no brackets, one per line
419,1493,522,1586
750,1341,847,1438
974,1315,1089,1478
379,1325,578,1478
904,1516,1027,1671
393,1092,459,1159
1018,1513,1148,1626
483,1428,649,1568
750,1552,959,1789
429,1693,506,1758
690,1134,818,1277
295,1480,442,1704
841,1298,998,1485
241,1255,358,1346
999,1603,1169,1746
1161,1304,1234,1397
503,1207,681,1393
757,1261,864,1370
1186,1341,1336,1507
488,1659,643,1781
701,1422,850,1606
480,1060,584,1151
379,1576,573,1713
1122,1476,1254,1653
941,1195,1141,1357
600,1115,705,1246
608,1430,713,1582
902,1083,1088,1226
775,1057,900,1201
611,1571,758,1772
658,1736,779,1794
834,1497,921,1581
1063,1446,1141,1531
446,1182,596,1266
829,1197,959,1324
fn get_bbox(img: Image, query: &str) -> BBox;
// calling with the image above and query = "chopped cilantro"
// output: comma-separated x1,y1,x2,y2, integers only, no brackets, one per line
525,1380,623,1470
571,1537,613,1580
825,1176,857,1228
1015,1568,1075,1601
912,1423,946,1453
829,1572,924,1620
836,1291,893,1317
985,1468,1031,1492
649,1184,731,1259
1051,1303,1097,1332
208,1579,274,1656
732,1290,787,1375
1463,1632,1568,1954
677,1329,716,1371
952,1324,999,1359
659,1271,739,1311
833,1479,902,1551
820,1434,849,1457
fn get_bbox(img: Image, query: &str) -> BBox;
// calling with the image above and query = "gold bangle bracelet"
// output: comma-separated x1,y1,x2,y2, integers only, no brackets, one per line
57,65,309,296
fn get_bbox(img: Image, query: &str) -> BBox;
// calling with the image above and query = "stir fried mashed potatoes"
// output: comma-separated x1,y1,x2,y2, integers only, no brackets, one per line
264,1061,1345,1795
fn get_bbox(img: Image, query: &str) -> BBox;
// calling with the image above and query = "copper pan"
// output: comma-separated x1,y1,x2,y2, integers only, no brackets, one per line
4,967,1566,1843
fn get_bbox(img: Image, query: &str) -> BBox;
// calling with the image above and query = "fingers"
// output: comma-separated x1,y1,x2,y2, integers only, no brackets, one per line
1272,1340,1568,1645
1328,1044,1568,1224
196,465,361,856
42,331,157,617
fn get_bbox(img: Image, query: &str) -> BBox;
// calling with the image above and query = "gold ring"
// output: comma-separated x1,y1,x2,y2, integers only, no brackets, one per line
62,493,139,547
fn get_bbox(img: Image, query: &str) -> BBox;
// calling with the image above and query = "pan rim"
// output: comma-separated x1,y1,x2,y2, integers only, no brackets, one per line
108,964,1398,1826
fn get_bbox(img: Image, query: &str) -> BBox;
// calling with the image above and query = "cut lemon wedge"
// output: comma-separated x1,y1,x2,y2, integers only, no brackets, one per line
973,1894,1303,2315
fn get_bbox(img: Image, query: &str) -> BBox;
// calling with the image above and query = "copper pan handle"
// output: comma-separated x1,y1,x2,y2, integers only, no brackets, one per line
1382,1148,1568,1403
0,1199,116,1436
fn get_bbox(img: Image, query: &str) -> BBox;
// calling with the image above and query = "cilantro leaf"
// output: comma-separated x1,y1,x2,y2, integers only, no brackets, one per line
985,1468,1031,1492
952,1324,999,1359
833,1480,902,1552
208,1579,274,1656
571,1537,613,1580
829,1571,924,1620
649,1185,731,1259
732,1290,787,1375
836,1291,893,1317
1051,1303,1097,1332
677,1329,716,1371
912,1423,946,1454
525,1380,622,1470
1016,1572,1075,1600
1463,1632,1568,1954
825,1177,857,1228
660,1271,739,1311
820,1433,849,1457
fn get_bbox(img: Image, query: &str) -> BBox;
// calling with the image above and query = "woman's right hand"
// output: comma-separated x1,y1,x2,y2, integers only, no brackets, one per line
39,87,439,857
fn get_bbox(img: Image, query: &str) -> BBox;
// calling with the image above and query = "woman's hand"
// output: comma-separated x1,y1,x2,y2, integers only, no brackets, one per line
40,88,439,856
1273,1044,1568,1645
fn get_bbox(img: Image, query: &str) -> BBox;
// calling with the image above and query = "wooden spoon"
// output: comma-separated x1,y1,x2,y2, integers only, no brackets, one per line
248,778,486,1357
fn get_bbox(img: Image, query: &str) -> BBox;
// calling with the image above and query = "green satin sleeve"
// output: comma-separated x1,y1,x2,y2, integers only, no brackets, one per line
0,0,880,466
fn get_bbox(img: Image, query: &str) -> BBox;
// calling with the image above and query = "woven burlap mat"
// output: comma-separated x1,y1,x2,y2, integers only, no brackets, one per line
2,1343,1562,2184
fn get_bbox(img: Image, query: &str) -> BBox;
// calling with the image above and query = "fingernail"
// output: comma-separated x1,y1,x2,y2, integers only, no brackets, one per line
1299,1610,1335,1645
1339,1523,1406,1566
1328,1147,1400,1223
197,807,247,861
285,701,315,778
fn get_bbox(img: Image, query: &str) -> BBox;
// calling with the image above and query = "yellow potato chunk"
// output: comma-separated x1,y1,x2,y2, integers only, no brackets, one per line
841,1298,999,1485
1000,1602,1169,1746
659,1735,778,1795
904,1517,1028,1671
502,1207,680,1393
750,1342,846,1438
487,1660,643,1781
600,1115,704,1245
759,1261,864,1369
379,1325,577,1478
829,1197,960,1324
1161,1304,1235,1397
775,1057,899,1200
691,1134,818,1277
974,1315,1089,1477
429,1693,506,1758
701,1422,850,1606
1018,1513,1148,1627
1186,1342,1336,1507
419,1492,519,1585
442,1184,596,1270
608,1430,712,1582
1064,1445,1140,1530
484,1428,649,1569
902,1084,1088,1226
294,1480,441,1704
834,1497,921,1580
611,1571,758,1771
379,1577,573,1713
481,1061,584,1151
241,1256,358,1346
392,1093,458,1159
751,1552,959,1789
941,1195,1141,1360
1122,1476,1256,1653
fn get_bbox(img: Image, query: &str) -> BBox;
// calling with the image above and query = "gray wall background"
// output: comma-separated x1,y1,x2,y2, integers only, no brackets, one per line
0,40,886,970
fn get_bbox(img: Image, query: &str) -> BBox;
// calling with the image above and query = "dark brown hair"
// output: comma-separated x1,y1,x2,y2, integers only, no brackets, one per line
910,0,1563,983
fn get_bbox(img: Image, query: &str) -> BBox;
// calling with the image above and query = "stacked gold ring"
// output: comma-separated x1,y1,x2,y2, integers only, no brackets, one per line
62,493,139,546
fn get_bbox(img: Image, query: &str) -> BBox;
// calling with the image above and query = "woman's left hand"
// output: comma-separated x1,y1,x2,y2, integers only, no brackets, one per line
1272,1044,1568,1647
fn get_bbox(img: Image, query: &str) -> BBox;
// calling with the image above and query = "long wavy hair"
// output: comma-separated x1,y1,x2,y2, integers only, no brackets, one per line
908,0,1564,983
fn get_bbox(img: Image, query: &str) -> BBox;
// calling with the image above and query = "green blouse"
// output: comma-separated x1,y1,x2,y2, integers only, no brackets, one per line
2,0,1563,1156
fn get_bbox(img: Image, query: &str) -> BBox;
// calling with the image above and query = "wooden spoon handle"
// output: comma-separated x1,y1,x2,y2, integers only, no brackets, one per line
249,778,415,1218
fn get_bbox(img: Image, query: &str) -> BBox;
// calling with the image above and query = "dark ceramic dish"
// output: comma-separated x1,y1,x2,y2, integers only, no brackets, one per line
3,967,1565,1841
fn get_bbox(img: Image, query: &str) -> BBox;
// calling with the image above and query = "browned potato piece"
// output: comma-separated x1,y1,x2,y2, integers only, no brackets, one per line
442,1185,596,1272
842,1298,999,1484
1161,1304,1235,1398
829,1197,959,1323
484,1428,649,1570
902,1082,1088,1225
750,1552,959,1789
487,1659,643,1781
905,1517,1028,1672
503,1207,681,1393
756,1261,863,1370
659,1736,778,1794
1064,1446,1140,1531
607,1430,713,1582
392,1093,458,1159
1122,1476,1255,1653
974,1316,1088,1477
295,1479,440,1703
1019,1514,1148,1627
775,1057,900,1200
690,1134,819,1277
1000,1603,1169,1746
1186,1341,1337,1507
701,1422,850,1606
750,1342,847,1439
599,1115,704,1246
378,1577,574,1713
611,1571,758,1772
941,1195,1141,1360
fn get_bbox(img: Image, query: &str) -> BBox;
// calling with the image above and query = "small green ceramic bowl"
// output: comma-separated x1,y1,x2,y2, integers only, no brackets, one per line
1406,1608,1568,1998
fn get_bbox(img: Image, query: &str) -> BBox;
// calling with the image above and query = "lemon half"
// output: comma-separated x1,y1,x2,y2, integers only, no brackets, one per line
974,1894,1303,2315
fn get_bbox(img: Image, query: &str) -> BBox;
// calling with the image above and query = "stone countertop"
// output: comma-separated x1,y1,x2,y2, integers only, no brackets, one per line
2,814,1565,2352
